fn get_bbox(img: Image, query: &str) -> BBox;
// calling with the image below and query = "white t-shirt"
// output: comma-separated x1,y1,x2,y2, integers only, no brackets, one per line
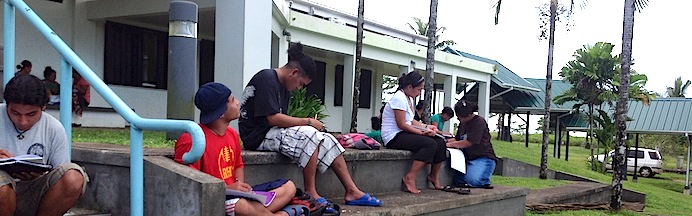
382,90,414,145
0,104,69,167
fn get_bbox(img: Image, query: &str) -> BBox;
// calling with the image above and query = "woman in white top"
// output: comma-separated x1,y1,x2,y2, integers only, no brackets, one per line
381,71,447,194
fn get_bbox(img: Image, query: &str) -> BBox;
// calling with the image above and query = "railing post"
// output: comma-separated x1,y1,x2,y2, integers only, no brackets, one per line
130,125,144,216
60,58,72,159
3,0,15,89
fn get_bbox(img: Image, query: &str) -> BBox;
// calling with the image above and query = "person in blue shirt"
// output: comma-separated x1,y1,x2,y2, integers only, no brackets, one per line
430,107,454,131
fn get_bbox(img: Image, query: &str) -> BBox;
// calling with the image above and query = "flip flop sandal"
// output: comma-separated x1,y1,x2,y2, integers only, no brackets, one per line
282,205,310,216
345,193,383,207
441,185,471,195
315,197,337,213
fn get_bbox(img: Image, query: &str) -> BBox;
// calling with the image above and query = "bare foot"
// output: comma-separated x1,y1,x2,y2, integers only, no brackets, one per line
402,177,421,194
426,176,443,190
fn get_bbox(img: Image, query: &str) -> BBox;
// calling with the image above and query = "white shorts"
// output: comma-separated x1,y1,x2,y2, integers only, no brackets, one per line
259,126,345,173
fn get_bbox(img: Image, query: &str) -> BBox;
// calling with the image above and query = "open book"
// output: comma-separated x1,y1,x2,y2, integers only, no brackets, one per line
0,154,52,175
412,125,454,139
225,189,276,207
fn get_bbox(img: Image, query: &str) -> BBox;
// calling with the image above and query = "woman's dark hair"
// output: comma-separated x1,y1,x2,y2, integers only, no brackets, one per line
441,107,455,117
454,100,478,118
397,71,424,90
43,66,56,79
4,74,49,107
286,42,316,79
16,60,32,70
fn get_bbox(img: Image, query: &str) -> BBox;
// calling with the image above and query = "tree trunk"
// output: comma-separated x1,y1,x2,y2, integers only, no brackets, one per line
589,104,595,171
422,0,438,124
539,0,557,180
612,0,636,211
350,0,365,133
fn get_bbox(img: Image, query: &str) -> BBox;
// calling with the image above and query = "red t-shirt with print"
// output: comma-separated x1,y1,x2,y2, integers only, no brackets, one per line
174,124,245,185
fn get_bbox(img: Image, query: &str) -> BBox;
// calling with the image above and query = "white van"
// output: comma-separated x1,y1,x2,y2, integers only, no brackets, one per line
593,147,663,178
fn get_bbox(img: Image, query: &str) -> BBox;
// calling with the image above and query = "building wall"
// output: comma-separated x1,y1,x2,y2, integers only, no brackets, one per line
1,0,490,132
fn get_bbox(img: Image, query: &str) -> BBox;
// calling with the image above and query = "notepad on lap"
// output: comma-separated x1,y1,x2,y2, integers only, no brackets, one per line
225,189,276,207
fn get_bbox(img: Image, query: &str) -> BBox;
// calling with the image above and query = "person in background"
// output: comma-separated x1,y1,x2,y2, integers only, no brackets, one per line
42,66,60,97
15,60,32,76
71,69,90,127
364,106,385,144
445,100,498,189
430,107,454,133
381,71,447,194
0,74,89,216
413,101,424,122
175,82,304,216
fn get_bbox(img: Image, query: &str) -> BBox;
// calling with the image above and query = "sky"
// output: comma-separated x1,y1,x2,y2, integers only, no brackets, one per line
310,0,691,97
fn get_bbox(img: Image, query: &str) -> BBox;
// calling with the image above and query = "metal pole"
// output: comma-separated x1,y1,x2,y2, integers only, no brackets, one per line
525,113,530,148
3,1,15,90
59,58,72,159
167,1,199,139
130,126,144,216
554,116,560,158
685,133,691,195
633,133,639,182
565,130,569,161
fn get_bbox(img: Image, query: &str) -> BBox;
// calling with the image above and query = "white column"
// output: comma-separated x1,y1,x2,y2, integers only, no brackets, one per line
477,80,491,122
443,74,457,133
277,34,290,67
373,69,383,117
215,0,271,99
341,56,356,133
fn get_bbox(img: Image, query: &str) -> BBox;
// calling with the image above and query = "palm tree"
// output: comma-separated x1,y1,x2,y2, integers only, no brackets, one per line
613,0,649,211
666,77,691,97
422,0,439,124
350,0,365,133
494,0,581,180
406,17,456,49
537,0,558,180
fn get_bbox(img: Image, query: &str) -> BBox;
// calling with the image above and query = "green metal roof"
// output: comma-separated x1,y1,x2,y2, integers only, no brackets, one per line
511,78,580,114
444,48,540,92
627,98,692,134
565,98,692,135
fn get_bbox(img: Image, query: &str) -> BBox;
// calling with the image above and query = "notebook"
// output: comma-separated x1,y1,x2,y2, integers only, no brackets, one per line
0,155,52,175
225,189,276,207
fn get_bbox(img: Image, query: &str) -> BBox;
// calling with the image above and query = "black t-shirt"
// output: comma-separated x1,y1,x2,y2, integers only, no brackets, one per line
239,69,289,150
456,115,498,162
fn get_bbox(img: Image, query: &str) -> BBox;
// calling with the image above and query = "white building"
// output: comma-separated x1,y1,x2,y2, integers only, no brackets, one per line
1,0,496,133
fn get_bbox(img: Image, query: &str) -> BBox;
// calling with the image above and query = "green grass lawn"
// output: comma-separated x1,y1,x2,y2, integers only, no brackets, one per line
72,127,175,148
493,139,692,215
74,128,692,215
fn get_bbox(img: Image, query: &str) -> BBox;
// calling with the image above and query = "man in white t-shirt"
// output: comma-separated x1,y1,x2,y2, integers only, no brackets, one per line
0,74,88,216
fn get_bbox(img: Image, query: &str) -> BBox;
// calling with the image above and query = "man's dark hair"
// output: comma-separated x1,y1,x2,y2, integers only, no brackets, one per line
286,42,317,79
441,107,454,117
454,100,478,118
4,74,49,107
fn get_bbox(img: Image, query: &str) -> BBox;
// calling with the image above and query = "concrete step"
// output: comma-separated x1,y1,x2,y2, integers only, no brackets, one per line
335,186,529,216
63,207,110,216
526,181,610,205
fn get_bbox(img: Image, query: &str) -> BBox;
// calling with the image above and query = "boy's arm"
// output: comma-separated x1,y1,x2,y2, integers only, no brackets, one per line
266,113,325,131
234,167,245,183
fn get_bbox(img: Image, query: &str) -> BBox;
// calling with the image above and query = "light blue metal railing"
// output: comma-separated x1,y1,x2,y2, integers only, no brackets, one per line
2,1,206,215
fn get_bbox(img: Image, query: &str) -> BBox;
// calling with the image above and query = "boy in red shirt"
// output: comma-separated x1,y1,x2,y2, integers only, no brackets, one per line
175,83,306,216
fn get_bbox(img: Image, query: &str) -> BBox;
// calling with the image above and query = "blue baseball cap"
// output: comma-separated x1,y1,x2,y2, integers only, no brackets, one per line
195,82,231,124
